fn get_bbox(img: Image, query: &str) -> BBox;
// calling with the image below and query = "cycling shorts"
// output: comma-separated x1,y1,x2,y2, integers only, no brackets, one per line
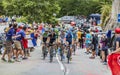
66,41,72,45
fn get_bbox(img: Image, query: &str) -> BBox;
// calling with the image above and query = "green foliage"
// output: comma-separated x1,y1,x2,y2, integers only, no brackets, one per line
1,0,112,25
0,1,4,15
16,16,28,23
99,2,112,27
2,0,60,23
58,0,100,17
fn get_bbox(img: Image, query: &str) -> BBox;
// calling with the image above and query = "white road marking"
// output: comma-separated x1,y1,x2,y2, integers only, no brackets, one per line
56,53,65,71
56,53,70,75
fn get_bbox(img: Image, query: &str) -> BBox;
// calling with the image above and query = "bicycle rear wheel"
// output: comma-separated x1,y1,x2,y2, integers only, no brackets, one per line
67,49,71,64
60,49,63,61
73,45,76,55
42,46,46,60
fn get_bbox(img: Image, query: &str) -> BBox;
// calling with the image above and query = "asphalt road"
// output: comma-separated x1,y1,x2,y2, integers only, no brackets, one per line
0,46,111,75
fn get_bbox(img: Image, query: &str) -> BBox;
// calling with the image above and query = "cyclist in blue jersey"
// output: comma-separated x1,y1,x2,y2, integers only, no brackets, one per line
64,29,74,60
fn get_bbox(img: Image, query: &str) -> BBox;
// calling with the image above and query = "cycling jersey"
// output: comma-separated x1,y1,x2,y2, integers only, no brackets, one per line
60,32,65,39
65,31,73,44
43,32,48,38
60,32,65,43
42,32,48,43
54,28,59,38
48,33,56,44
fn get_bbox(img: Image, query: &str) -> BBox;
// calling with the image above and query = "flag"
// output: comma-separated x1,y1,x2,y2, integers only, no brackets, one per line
107,53,120,75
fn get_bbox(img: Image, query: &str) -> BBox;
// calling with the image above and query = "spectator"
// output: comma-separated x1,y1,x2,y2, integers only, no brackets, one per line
107,28,120,75
77,29,82,48
14,25,27,62
89,33,98,59
100,34,108,65
85,30,92,54
1,24,16,63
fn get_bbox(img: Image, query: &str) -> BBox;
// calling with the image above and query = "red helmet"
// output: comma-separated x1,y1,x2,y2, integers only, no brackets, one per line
115,28,120,34
71,22,76,26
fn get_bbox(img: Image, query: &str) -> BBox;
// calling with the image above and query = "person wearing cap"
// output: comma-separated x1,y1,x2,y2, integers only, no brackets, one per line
111,28,120,54
107,28,120,75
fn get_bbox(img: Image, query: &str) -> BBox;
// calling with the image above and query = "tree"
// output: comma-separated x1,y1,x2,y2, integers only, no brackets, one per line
2,0,60,23
100,2,112,27
0,1,4,15
105,0,120,30
57,0,100,17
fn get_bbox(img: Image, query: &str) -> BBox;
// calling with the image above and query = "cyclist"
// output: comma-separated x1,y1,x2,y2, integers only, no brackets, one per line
64,28,74,60
47,29,56,50
46,29,57,62
59,29,66,58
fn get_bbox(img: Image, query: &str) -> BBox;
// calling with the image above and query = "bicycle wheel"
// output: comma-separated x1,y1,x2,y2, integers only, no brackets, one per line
67,48,71,64
42,46,46,60
50,46,54,63
73,45,76,55
60,48,63,61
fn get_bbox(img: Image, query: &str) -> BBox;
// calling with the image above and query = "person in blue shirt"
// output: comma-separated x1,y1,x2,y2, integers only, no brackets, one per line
85,30,92,54
65,30,73,45
15,26,28,61
106,30,112,48
65,29,74,60
1,24,17,63
6,27,16,41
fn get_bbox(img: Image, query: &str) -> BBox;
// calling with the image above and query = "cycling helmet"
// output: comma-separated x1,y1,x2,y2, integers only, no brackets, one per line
115,28,120,34
71,21,76,26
